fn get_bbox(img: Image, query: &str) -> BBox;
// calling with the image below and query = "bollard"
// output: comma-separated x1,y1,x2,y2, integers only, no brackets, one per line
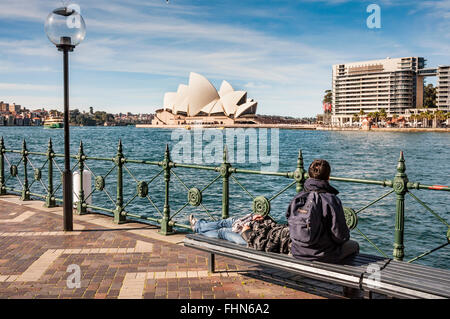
75,141,87,215
159,144,174,235
294,149,306,193
0,137,5,195
45,138,56,208
21,139,30,201
114,139,126,224
393,151,408,261
220,146,231,220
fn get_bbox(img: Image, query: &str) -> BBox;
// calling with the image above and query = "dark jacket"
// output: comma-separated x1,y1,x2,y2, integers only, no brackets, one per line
241,217,291,254
286,178,350,262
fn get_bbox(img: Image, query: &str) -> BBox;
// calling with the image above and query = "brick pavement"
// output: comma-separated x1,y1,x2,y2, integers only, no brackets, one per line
0,195,349,299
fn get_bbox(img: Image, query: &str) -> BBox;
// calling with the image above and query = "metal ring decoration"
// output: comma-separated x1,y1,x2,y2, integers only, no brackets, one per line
343,207,358,230
34,168,42,181
293,169,303,182
95,176,105,191
393,180,406,193
188,187,202,206
252,196,270,216
10,165,18,177
137,181,149,198
219,165,228,177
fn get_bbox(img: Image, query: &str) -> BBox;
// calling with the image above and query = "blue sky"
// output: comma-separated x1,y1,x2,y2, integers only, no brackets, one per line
0,0,449,116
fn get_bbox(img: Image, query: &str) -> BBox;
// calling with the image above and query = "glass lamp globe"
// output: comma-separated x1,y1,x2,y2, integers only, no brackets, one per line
45,7,86,48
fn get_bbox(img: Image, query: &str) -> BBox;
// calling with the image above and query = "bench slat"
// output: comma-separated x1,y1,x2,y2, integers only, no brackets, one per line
380,264,450,284
386,260,450,278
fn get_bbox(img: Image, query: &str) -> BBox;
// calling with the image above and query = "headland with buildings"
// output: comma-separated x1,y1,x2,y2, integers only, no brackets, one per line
0,101,154,127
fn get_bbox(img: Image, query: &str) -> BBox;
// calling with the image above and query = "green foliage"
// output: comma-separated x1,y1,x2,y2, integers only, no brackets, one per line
424,83,437,108
322,90,332,104
69,108,113,126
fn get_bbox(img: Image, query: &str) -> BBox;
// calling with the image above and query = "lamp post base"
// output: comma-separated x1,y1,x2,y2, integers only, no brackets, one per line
63,170,73,231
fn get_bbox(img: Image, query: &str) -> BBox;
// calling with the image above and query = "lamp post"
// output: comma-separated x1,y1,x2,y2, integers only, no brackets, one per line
45,7,86,231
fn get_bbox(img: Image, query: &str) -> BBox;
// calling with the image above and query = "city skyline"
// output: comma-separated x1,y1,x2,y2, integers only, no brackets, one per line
0,0,449,117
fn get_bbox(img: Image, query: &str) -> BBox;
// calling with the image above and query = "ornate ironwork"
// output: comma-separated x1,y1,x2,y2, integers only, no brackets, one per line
188,187,202,206
137,180,149,198
95,176,105,191
343,207,358,230
10,165,18,177
34,168,42,181
252,195,271,216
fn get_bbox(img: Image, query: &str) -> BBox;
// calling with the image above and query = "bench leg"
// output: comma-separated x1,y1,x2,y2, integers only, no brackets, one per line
208,253,215,273
363,290,373,299
343,286,362,299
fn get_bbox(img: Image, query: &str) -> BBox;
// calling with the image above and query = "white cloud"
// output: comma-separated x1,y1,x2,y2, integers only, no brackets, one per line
0,82,60,91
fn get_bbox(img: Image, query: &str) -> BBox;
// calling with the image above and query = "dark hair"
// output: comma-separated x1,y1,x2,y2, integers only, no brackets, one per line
308,159,331,180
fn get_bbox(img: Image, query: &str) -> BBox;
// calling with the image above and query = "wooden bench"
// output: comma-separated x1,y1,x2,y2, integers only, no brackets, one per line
184,234,450,299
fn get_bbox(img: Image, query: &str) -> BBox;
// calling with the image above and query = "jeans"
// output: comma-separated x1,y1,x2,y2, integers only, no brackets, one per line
194,217,247,245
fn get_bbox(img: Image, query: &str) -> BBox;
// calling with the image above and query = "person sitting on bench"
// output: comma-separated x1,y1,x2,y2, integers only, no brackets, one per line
286,159,359,263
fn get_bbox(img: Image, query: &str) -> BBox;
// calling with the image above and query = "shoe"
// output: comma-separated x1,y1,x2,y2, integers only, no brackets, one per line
189,214,197,231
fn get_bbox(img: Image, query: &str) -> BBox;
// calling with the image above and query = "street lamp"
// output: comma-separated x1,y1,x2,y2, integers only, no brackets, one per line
45,7,86,231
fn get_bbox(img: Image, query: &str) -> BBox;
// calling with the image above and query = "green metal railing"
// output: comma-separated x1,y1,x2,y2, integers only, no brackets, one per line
0,136,449,264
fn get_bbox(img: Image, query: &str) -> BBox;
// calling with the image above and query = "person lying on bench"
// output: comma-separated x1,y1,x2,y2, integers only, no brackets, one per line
286,159,359,263
188,212,291,254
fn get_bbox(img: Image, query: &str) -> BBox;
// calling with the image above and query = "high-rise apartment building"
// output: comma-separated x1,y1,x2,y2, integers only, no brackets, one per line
331,57,449,126
437,66,450,109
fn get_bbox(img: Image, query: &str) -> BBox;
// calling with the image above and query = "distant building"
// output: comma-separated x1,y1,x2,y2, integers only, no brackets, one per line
9,103,21,114
437,66,450,109
0,101,9,112
331,57,450,126
152,72,258,126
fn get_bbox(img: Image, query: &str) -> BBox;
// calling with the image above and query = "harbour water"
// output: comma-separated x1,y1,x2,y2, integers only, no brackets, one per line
0,126,449,269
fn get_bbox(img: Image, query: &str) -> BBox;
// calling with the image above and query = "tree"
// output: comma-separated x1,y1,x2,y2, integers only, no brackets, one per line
435,110,446,127
424,83,437,108
323,90,332,104
379,108,387,122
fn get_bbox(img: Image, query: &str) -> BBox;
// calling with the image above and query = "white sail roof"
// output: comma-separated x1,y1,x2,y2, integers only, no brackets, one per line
235,101,258,118
200,99,219,115
221,91,247,116
172,84,189,114
219,80,234,98
163,92,177,110
162,73,257,118
187,72,220,116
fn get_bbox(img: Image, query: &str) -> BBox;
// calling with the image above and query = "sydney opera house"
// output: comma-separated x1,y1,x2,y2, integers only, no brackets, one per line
152,72,258,126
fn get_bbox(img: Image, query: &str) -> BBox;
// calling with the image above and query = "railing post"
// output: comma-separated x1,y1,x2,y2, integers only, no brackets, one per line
393,151,408,261
114,139,126,224
159,144,174,235
294,149,306,193
76,141,87,215
220,146,231,219
45,138,56,208
21,139,30,201
0,137,5,195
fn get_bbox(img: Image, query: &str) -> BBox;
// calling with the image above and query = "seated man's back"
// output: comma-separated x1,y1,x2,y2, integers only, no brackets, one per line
286,160,359,263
